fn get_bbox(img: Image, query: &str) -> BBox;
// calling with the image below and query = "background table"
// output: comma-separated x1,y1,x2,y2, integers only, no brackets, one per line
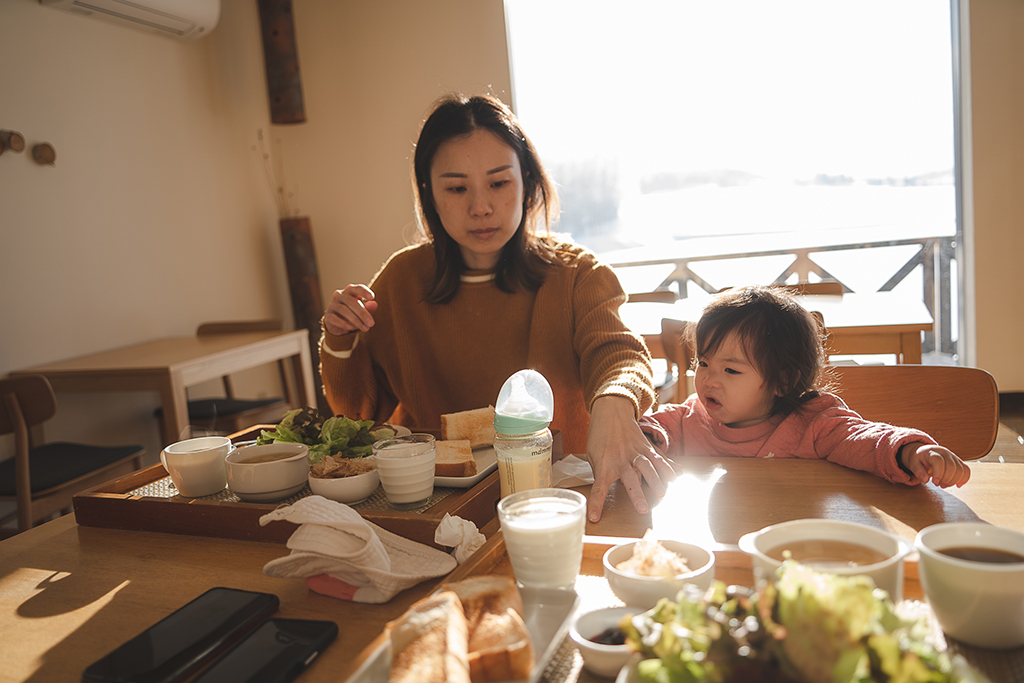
620,292,934,364
1,458,1020,682
11,329,316,444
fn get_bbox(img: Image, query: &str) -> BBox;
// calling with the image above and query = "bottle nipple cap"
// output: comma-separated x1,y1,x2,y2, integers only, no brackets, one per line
494,369,554,434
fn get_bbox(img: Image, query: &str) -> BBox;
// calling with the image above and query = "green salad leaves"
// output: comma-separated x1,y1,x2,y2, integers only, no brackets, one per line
255,407,395,463
621,561,989,683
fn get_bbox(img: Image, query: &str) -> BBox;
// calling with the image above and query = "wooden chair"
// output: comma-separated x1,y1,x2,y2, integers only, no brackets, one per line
829,365,999,460
155,320,293,443
628,290,678,304
0,374,144,532
647,318,694,404
719,281,845,296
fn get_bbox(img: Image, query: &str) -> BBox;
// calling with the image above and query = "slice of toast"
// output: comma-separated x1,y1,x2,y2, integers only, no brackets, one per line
387,591,470,683
434,440,478,478
441,406,496,449
441,576,535,683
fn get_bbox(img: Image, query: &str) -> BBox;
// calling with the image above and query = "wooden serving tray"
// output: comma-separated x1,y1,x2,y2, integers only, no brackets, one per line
71,425,510,548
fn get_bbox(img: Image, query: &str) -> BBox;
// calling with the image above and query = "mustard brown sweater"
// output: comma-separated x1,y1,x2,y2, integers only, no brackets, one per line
319,241,656,454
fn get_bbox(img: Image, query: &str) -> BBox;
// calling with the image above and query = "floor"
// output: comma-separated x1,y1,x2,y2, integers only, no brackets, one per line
2,394,1023,541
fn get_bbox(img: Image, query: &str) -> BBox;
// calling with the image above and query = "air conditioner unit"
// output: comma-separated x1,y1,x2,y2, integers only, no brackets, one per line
40,0,220,40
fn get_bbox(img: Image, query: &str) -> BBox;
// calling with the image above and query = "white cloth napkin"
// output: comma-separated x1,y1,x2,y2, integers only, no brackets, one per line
259,495,457,603
434,513,486,564
552,454,595,487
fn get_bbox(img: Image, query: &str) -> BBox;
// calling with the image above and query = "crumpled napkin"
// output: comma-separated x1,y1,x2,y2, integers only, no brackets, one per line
434,513,486,563
552,454,595,487
259,495,457,603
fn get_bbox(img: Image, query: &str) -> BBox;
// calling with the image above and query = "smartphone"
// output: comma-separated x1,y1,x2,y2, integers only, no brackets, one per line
82,587,280,683
189,618,339,683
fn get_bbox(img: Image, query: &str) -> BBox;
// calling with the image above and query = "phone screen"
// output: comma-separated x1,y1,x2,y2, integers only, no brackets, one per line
82,587,279,683
190,618,339,683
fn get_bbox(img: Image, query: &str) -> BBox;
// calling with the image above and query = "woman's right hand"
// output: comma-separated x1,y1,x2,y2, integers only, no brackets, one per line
324,284,378,334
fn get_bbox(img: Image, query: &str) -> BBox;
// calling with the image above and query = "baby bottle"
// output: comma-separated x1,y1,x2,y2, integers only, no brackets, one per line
493,369,554,498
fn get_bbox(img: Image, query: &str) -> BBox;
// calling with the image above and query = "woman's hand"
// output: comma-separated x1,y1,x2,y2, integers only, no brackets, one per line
585,395,676,523
899,442,971,488
324,285,378,335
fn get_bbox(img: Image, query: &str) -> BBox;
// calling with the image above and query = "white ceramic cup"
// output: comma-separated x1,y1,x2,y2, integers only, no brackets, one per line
373,434,435,509
738,518,912,601
160,436,233,498
915,522,1024,649
497,488,587,590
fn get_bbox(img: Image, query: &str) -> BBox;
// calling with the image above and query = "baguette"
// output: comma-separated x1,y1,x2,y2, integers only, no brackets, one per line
441,406,496,449
387,591,470,683
442,576,535,682
434,440,478,478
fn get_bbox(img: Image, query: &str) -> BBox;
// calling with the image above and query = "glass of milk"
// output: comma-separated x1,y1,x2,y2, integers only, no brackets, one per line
497,488,587,590
373,434,436,509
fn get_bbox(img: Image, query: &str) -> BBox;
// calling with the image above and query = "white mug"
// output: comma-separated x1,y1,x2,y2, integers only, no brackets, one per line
160,436,233,498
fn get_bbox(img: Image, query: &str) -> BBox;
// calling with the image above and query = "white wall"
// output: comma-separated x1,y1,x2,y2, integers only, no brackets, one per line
0,0,512,475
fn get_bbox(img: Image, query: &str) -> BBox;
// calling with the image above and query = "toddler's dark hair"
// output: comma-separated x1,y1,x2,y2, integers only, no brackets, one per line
693,285,829,416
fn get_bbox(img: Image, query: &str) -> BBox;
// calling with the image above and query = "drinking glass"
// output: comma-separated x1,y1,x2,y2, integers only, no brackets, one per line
497,488,586,590
373,434,436,509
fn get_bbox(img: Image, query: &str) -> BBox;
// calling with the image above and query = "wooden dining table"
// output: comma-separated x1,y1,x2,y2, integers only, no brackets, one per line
1,456,1021,683
621,291,935,364
9,329,317,443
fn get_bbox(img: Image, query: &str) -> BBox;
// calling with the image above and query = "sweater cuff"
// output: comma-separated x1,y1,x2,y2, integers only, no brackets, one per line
321,330,359,359
593,382,643,419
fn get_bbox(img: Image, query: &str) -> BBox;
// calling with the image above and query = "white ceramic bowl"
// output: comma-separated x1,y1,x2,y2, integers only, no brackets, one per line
738,519,912,601
161,436,233,498
225,443,310,502
603,539,715,609
569,606,639,678
307,467,380,505
915,522,1024,649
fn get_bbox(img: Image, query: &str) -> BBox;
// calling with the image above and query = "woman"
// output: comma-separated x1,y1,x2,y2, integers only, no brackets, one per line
320,93,674,522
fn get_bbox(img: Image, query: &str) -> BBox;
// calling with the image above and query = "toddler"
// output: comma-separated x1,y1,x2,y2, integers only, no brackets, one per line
640,286,970,487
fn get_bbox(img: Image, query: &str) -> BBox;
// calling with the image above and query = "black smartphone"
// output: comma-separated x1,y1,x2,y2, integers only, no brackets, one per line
189,618,339,683
82,587,280,683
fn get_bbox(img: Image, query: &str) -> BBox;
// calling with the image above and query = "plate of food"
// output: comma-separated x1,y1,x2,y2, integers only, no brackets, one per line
615,561,992,683
344,575,578,683
434,406,499,488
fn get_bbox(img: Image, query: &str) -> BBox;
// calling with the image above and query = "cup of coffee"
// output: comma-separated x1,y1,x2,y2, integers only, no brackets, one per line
160,436,234,498
373,434,436,509
915,522,1024,649
497,488,587,590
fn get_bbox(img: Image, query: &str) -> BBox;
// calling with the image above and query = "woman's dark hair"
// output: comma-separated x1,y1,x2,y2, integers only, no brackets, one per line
692,285,828,416
413,93,560,304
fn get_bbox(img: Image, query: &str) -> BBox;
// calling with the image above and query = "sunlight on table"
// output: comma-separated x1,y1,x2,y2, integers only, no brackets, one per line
650,466,726,546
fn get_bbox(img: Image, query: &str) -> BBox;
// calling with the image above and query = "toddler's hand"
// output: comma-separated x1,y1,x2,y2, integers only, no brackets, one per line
900,442,971,488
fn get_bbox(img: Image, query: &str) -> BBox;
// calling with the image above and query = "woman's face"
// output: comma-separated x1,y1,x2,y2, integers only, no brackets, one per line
430,129,525,270
694,331,777,428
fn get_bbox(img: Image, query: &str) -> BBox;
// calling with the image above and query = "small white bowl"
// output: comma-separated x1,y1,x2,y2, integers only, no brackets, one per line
569,606,639,678
603,539,715,609
225,443,309,502
738,519,911,601
308,468,380,504
916,522,1024,649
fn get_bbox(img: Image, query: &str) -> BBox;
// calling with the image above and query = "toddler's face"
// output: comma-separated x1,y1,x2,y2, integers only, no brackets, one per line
694,331,776,428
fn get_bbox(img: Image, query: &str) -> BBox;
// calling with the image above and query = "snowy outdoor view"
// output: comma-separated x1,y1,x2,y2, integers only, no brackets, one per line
505,0,960,360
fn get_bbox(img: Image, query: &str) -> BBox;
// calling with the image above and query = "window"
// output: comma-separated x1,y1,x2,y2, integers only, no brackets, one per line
506,0,962,363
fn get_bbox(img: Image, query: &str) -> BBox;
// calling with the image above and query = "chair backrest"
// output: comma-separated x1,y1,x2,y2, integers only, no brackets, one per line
654,319,693,403
197,319,283,336
829,365,999,460
0,375,56,436
628,290,677,304
782,281,845,296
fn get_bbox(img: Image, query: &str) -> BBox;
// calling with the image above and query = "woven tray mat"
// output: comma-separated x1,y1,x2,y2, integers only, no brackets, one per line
128,476,456,515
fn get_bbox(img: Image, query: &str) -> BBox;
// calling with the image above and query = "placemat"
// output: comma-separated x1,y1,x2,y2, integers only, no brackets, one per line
128,476,456,514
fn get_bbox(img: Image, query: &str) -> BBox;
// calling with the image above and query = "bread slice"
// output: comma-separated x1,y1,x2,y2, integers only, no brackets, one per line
441,406,496,449
434,440,478,478
442,576,534,683
387,591,470,683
